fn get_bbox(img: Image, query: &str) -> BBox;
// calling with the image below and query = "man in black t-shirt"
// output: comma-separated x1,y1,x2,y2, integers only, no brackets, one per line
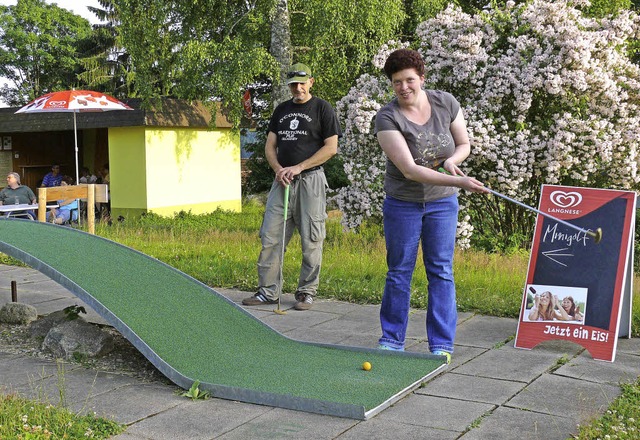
243,63,342,311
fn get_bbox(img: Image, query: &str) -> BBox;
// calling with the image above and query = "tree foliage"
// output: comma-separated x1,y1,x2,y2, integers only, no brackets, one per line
402,0,449,40
0,0,93,106
77,0,134,100
0,0,436,124
110,0,410,125
288,0,406,106
113,0,278,123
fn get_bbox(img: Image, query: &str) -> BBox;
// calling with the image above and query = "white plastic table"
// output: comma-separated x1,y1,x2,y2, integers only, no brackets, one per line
0,204,56,220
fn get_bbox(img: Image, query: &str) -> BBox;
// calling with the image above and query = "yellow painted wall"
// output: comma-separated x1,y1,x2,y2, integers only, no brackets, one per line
107,126,241,218
144,127,241,216
108,127,147,213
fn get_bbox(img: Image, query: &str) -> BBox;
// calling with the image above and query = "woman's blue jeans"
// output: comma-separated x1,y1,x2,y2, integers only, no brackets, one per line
379,195,459,352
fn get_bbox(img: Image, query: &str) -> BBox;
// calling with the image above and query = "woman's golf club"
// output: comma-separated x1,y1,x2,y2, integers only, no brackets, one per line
438,168,603,243
274,184,290,315
485,187,602,243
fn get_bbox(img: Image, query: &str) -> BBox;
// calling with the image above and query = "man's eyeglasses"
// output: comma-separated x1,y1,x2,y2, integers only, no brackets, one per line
287,70,309,78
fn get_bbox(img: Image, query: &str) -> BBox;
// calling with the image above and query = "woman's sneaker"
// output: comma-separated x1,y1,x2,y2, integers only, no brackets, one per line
242,293,277,306
378,344,404,351
432,350,451,364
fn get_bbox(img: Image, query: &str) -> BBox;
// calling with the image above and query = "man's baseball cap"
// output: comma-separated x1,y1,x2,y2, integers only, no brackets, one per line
286,63,312,84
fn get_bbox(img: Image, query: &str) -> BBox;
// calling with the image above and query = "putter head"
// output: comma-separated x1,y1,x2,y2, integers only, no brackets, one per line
273,298,287,315
594,228,603,244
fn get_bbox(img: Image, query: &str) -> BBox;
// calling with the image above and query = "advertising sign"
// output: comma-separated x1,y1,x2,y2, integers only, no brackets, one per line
242,90,252,117
514,185,636,362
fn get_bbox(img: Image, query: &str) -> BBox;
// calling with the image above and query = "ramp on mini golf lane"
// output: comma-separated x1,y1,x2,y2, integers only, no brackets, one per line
0,219,446,419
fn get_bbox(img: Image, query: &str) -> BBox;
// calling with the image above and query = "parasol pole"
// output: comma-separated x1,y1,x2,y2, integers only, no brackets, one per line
73,111,80,185
73,110,82,227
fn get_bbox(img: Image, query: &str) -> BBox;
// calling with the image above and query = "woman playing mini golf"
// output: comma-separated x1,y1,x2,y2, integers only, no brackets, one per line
374,49,489,363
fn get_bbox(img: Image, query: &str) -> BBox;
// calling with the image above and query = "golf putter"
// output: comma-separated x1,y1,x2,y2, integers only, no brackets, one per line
274,184,290,315
438,168,603,243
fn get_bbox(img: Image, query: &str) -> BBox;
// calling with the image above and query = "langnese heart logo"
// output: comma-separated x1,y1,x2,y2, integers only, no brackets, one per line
47,100,68,108
550,190,583,208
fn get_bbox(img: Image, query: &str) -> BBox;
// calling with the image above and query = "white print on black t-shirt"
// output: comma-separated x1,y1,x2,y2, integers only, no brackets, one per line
279,112,313,124
279,113,311,141
279,129,308,141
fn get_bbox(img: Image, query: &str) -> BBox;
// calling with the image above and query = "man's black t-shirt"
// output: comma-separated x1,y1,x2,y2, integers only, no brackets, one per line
268,96,342,167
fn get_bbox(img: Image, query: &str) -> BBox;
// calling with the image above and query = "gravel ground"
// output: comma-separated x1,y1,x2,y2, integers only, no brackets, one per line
0,320,169,384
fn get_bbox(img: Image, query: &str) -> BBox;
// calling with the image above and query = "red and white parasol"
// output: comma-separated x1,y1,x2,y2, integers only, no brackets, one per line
15,90,133,183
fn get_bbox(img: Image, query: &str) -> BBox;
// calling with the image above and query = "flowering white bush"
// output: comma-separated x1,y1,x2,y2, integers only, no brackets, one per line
334,41,405,229
335,0,640,247
334,72,391,229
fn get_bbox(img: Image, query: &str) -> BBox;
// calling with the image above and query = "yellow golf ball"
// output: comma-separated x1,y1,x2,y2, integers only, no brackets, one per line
362,361,372,371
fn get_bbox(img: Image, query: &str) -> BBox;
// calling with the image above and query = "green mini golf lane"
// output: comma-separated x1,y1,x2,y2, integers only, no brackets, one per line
0,219,445,419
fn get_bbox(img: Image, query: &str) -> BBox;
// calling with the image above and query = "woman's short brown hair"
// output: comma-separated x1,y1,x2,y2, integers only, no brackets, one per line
383,49,425,80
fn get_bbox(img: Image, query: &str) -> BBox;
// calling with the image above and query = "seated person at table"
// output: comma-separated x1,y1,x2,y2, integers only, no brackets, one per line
46,176,79,225
79,167,97,184
97,163,110,218
41,164,63,187
0,172,37,219
97,163,109,185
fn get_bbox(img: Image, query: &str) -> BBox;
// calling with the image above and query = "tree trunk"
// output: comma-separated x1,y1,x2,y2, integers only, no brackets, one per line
270,0,292,109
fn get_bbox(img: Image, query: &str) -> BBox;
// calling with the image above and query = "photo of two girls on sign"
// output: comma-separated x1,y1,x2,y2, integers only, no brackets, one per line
525,285,585,323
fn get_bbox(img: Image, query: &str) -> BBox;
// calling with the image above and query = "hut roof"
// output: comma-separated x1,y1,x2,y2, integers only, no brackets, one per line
0,98,232,133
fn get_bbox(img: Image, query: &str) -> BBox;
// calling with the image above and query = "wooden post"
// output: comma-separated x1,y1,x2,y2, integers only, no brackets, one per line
11,280,17,302
87,184,95,234
37,187,48,222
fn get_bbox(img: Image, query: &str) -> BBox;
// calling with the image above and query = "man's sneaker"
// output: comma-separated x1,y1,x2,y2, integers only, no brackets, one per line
242,293,278,306
432,350,452,365
294,293,313,310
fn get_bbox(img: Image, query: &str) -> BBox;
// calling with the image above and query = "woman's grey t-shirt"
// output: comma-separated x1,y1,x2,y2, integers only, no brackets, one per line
374,89,461,203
